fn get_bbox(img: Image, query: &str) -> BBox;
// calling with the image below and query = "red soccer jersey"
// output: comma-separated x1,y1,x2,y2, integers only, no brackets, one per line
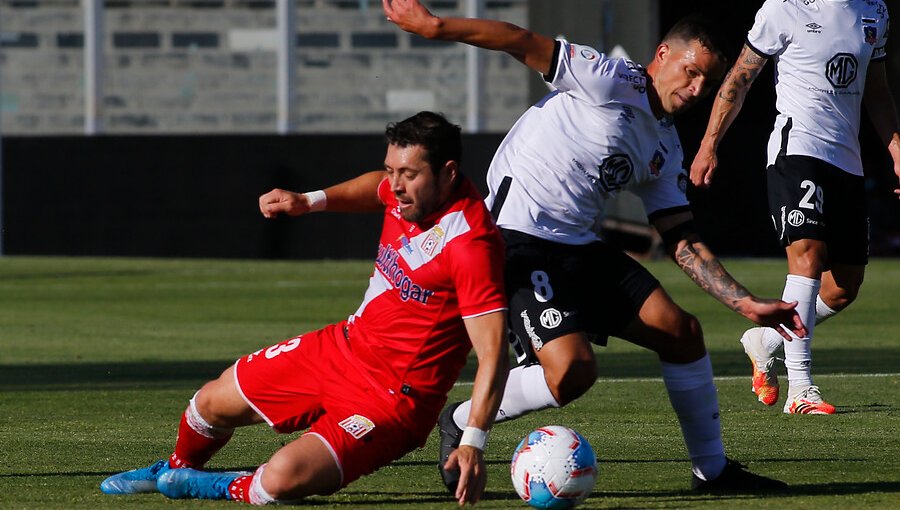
344,176,507,398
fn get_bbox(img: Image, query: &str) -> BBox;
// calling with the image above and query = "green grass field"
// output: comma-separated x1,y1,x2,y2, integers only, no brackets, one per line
0,256,898,509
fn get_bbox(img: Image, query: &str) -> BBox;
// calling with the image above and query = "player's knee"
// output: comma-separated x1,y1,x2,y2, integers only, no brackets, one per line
193,371,236,427
262,457,339,499
548,360,597,406
657,312,705,363
789,245,827,275
821,281,861,311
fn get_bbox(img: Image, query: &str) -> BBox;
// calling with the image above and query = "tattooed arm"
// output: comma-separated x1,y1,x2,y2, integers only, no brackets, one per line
652,211,806,340
690,44,769,188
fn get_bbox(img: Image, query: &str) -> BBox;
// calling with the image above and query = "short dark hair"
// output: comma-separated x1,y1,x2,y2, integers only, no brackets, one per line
385,111,462,174
663,14,729,65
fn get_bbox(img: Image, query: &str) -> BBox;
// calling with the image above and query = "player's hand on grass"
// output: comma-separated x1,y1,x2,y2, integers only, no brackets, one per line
446,445,486,506
259,188,311,218
383,0,440,38
740,297,807,341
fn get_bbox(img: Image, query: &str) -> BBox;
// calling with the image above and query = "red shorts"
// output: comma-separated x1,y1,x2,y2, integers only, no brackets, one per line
233,321,444,487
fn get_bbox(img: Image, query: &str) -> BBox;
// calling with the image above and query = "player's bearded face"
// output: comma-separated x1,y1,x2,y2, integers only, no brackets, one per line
385,143,448,222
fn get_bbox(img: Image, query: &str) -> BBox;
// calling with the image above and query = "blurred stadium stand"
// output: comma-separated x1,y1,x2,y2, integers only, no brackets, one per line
1,0,898,258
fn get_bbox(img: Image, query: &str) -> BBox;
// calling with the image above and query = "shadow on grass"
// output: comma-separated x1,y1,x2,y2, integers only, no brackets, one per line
2,360,228,391
3,347,897,391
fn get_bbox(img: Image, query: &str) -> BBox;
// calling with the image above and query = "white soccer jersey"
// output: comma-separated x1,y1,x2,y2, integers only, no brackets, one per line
747,0,890,175
485,40,689,245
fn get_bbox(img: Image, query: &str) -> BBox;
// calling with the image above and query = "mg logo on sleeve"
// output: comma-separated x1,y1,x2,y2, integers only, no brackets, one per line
825,53,858,88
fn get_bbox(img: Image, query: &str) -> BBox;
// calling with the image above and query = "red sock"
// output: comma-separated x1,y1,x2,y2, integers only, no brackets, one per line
228,474,254,503
170,408,233,469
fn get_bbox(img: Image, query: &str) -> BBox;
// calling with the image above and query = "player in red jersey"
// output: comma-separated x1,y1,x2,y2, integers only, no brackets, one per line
100,111,509,506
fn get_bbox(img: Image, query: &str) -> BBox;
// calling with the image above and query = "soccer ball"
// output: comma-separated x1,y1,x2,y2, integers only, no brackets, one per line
510,425,598,509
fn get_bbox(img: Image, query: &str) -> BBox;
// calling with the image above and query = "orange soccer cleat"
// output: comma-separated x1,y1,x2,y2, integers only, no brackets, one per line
784,385,835,415
740,328,780,406
750,358,780,406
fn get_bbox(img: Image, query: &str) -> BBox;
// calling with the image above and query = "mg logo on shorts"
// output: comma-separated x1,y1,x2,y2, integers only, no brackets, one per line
339,414,375,439
787,209,806,227
825,53,857,88
597,154,633,192
539,308,562,329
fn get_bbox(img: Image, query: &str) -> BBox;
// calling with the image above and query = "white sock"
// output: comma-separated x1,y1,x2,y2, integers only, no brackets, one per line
661,355,726,481
781,274,820,398
760,327,784,355
815,294,838,325
453,364,559,429
760,295,836,363
188,392,234,439
249,465,276,506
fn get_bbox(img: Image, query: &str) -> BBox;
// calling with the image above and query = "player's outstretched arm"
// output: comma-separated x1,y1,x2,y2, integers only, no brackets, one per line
384,0,555,75
652,211,807,341
690,44,768,188
446,310,508,506
863,61,900,198
258,170,386,218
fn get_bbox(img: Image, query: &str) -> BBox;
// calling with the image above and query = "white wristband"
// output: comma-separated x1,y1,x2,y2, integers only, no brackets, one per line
459,426,489,451
303,190,327,212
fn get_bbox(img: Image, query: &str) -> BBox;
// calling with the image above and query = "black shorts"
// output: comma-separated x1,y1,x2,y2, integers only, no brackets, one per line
502,229,660,363
767,155,869,265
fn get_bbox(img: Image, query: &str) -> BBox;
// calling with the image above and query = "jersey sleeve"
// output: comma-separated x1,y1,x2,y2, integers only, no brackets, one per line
746,0,795,57
632,139,690,219
872,4,889,62
546,39,633,106
445,226,507,319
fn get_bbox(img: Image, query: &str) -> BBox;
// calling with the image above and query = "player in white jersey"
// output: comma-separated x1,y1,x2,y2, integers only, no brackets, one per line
691,0,899,415
385,0,807,493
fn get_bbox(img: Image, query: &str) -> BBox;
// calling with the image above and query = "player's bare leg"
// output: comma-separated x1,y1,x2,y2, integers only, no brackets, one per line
259,434,342,498
529,332,598,405
618,288,722,479
101,366,262,495
819,264,865,314
619,287,704,363
193,366,265,429
157,371,341,503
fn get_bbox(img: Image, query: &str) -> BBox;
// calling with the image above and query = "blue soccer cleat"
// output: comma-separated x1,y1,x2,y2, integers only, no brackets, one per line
100,459,170,495
156,467,241,500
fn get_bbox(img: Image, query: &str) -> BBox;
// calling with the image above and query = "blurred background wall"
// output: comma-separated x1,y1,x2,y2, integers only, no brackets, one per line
1,0,898,259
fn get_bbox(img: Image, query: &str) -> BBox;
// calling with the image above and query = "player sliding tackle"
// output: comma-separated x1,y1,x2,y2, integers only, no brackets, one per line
100,112,509,506
385,0,806,493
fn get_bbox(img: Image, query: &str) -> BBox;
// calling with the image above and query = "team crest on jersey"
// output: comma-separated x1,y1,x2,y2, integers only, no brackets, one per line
596,153,633,192
677,173,689,194
648,150,665,176
864,26,878,45
339,415,375,439
419,226,445,258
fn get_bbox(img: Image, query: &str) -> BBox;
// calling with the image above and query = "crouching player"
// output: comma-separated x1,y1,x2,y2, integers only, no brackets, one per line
100,111,509,506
